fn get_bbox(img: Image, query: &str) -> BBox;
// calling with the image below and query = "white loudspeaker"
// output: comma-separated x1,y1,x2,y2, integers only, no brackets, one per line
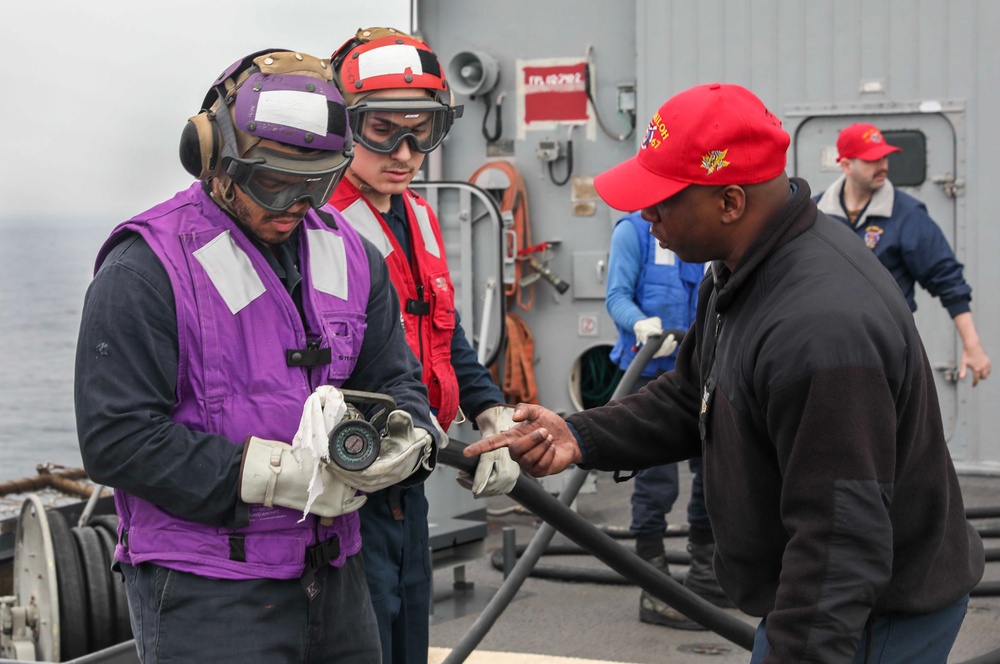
447,50,499,97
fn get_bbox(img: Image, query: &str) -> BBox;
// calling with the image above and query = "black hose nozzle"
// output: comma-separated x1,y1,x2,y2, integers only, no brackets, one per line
527,256,570,294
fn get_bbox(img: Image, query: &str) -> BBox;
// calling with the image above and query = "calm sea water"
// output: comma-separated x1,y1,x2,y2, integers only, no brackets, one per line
1,219,112,482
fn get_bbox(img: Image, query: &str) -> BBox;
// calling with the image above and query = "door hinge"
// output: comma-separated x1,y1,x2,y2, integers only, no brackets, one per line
931,173,965,198
933,363,959,384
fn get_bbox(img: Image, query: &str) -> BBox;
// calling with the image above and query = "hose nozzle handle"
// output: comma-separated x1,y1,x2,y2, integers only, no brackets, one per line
527,256,570,294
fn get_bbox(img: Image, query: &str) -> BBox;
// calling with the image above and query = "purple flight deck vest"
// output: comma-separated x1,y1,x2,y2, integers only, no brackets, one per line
96,183,371,580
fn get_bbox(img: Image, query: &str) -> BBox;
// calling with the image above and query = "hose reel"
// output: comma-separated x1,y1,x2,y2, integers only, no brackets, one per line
3,495,131,662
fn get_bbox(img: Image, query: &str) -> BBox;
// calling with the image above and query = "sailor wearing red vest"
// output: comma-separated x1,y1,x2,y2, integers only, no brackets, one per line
327,27,520,664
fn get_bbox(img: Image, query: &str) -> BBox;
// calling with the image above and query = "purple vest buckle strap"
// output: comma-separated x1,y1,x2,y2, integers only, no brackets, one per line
305,535,341,569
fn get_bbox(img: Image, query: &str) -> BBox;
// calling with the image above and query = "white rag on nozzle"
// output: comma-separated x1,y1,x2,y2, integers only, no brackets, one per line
291,385,348,520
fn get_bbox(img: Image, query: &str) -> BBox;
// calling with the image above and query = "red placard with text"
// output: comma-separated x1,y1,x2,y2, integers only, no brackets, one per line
523,62,589,123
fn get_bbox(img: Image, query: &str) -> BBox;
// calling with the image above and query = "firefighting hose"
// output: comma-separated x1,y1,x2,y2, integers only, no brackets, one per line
438,451,757,653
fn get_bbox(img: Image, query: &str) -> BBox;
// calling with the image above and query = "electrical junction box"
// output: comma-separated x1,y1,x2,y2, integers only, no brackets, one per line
536,139,561,162
617,82,636,113
571,251,609,300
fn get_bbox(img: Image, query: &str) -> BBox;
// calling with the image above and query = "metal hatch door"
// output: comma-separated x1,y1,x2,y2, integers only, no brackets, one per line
789,106,962,446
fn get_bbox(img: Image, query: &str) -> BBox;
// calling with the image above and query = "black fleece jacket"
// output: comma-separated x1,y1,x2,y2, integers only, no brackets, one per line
568,179,984,663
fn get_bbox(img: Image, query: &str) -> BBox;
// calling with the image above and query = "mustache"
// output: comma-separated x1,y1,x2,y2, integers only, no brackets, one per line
263,211,305,223
382,161,414,173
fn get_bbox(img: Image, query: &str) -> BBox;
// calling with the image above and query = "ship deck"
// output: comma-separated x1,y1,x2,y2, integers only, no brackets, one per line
428,466,1000,664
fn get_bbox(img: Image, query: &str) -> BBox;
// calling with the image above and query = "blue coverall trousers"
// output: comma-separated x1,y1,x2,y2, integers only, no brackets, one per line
359,483,432,664
121,555,380,663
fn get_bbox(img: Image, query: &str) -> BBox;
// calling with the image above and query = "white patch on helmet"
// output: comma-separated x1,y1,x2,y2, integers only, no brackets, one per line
358,44,424,80
255,90,330,135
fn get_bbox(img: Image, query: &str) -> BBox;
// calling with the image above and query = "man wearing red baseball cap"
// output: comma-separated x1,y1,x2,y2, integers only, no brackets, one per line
464,83,983,663
815,122,990,385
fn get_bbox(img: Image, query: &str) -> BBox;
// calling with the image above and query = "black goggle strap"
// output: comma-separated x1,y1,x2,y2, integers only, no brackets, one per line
211,84,246,176
330,37,362,73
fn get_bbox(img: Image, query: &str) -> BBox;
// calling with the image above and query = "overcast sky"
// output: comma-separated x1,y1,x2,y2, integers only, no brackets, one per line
0,0,411,227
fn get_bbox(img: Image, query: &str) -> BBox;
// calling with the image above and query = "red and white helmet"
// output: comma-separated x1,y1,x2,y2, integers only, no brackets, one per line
331,27,451,106
330,27,462,155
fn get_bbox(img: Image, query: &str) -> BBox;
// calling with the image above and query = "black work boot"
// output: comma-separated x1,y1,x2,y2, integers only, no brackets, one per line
683,541,735,609
634,534,665,563
638,554,706,631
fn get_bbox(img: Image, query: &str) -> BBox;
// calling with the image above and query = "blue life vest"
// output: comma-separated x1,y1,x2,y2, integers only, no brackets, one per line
609,214,703,377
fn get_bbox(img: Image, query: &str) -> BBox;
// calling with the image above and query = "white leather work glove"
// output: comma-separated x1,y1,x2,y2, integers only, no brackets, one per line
239,437,366,519
324,410,433,493
633,316,664,346
651,332,678,359
430,413,450,450
462,405,520,497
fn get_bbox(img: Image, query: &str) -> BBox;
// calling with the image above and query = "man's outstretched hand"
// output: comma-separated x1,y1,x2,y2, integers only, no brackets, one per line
462,403,582,477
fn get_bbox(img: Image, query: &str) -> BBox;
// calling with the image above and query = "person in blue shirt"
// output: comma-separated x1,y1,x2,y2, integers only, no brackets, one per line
606,211,730,630
815,122,991,386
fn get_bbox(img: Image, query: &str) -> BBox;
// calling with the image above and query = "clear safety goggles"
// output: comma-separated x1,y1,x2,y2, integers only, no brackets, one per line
225,147,352,212
348,99,463,154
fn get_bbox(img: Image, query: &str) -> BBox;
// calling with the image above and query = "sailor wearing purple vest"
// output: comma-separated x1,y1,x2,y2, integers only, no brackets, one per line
75,49,441,663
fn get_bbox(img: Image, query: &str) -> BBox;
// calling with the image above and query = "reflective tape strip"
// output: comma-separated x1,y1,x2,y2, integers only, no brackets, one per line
306,229,348,300
256,89,330,135
411,202,440,258
340,199,393,257
357,44,424,81
193,230,266,314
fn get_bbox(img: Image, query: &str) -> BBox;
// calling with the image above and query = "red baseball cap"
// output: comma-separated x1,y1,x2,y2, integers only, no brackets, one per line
594,83,790,211
836,123,902,161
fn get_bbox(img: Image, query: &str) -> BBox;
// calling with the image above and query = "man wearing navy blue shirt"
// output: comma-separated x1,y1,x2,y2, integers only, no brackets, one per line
815,122,991,385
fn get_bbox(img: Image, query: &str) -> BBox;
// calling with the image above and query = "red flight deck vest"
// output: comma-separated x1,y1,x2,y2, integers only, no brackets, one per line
331,179,460,429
